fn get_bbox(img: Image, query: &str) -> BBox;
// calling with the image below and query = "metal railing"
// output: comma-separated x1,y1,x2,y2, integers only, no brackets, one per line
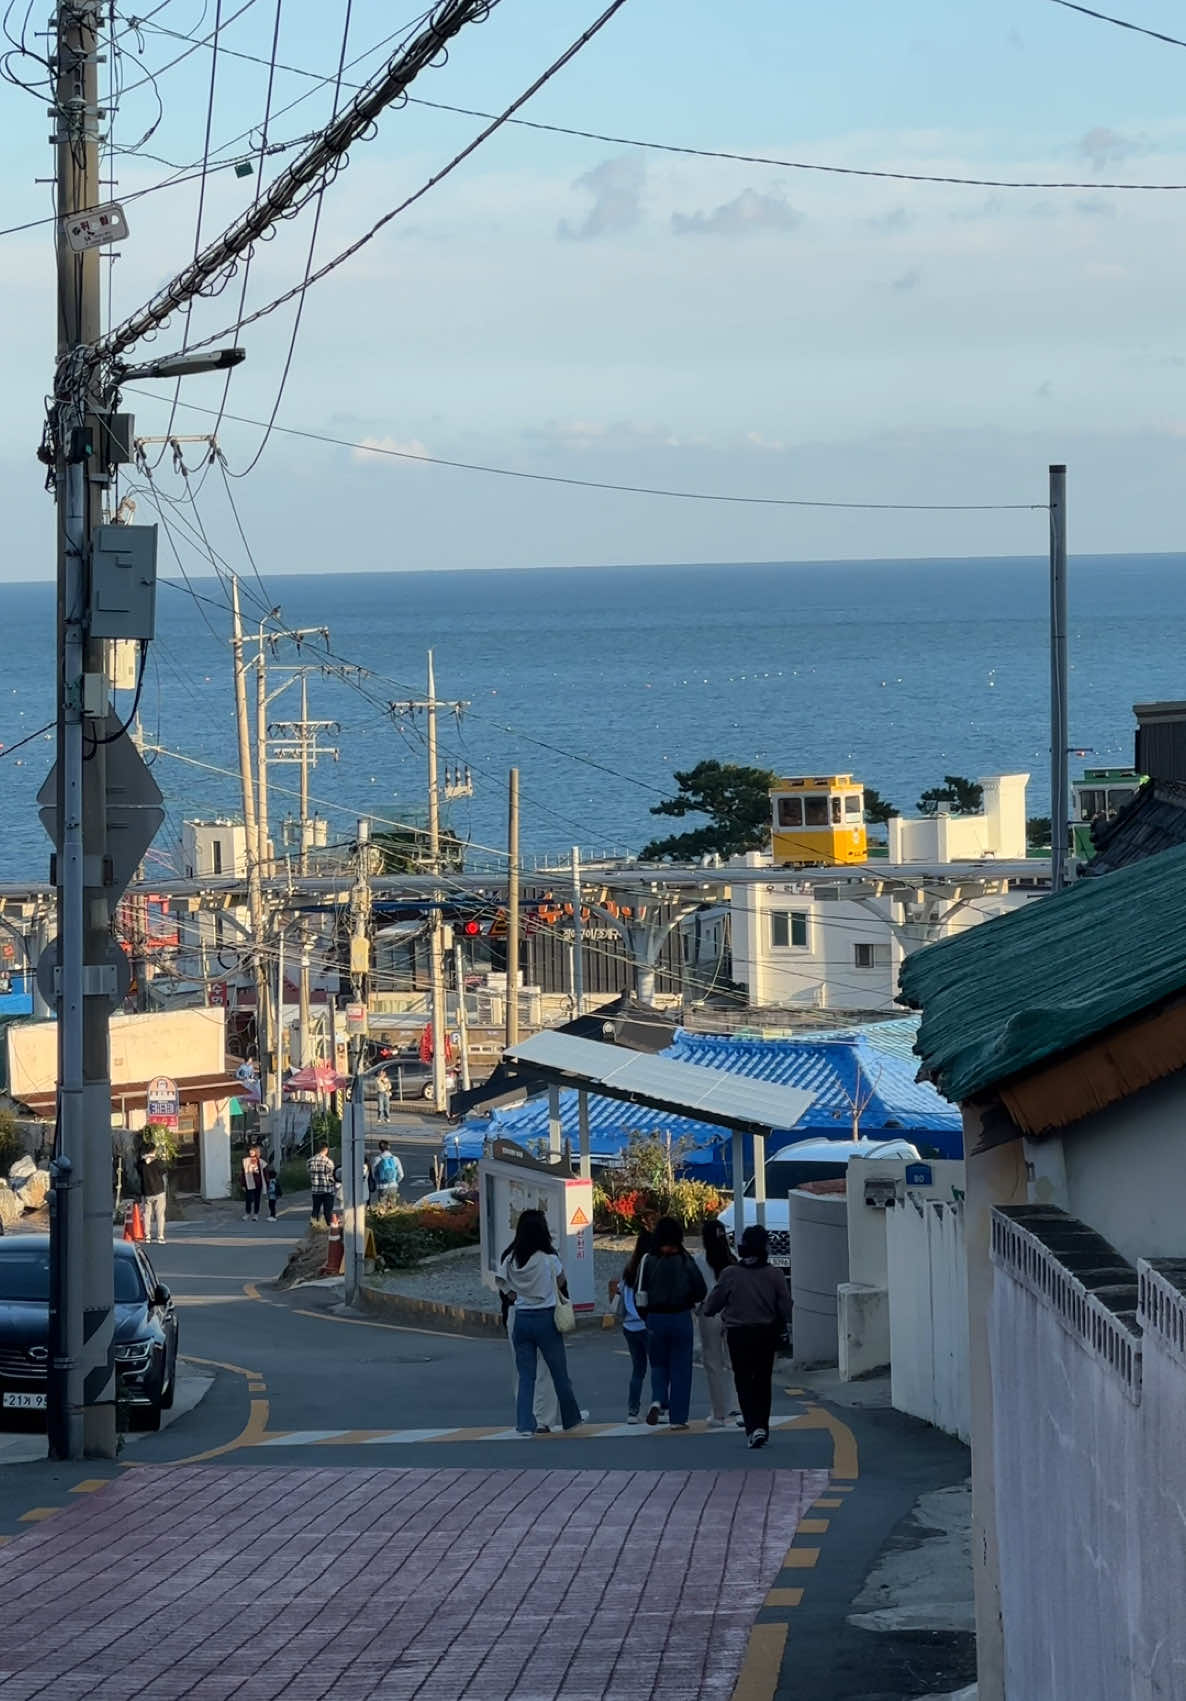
991,1209,1142,1402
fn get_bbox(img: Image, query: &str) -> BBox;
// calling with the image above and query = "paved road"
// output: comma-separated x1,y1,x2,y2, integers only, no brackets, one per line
0,1204,975,1699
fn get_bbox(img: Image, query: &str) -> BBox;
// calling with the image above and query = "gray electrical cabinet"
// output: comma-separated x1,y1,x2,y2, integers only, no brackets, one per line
89,524,158,640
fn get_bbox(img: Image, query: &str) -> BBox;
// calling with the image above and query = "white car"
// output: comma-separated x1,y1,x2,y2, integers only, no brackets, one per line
716,1136,921,1267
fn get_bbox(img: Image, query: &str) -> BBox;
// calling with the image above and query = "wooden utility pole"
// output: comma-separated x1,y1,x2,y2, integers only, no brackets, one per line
506,768,520,1047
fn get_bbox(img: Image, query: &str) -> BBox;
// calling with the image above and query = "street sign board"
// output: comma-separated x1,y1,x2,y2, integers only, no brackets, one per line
63,201,129,252
344,1002,367,1034
35,937,131,1009
208,981,228,1007
146,1075,180,1130
39,720,164,901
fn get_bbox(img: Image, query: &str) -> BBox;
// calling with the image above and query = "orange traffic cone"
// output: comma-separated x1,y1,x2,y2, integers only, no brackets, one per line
124,1200,146,1243
324,1212,344,1276
122,1202,136,1240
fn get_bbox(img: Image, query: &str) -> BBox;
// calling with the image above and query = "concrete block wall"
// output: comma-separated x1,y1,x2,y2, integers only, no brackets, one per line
989,1210,1186,1700
886,1197,970,1441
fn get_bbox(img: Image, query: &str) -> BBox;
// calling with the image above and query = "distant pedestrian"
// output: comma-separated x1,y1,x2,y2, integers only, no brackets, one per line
497,1208,583,1436
242,1144,265,1221
696,1220,739,1428
637,1216,706,1430
702,1224,793,1450
308,1141,335,1227
371,1140,403,1206
264,1164,282,1221
137,1132,168,1245
375,1069,392,1124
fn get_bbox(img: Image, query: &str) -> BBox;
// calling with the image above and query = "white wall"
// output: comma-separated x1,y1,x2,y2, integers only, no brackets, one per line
199,1098,233,1200
886,1198,970,1441
9,1006,227,1099
1064,1071,1186,1263
887,773,1029,864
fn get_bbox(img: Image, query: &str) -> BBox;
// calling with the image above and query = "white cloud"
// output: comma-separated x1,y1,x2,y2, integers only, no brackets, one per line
671,187,801,238
351,436,431,464
557,156,645,242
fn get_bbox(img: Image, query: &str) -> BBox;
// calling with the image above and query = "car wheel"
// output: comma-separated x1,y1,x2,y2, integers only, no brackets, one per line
422,1082,433,1099
159,1354,176,1412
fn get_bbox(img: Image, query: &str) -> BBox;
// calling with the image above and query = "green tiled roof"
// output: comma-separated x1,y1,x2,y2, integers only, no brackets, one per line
897,841,1186,1104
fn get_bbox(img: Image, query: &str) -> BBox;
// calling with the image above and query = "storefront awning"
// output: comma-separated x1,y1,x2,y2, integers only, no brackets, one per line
16,1072,244,1120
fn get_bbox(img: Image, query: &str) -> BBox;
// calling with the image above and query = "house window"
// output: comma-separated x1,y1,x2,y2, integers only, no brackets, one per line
212,841,223,874
771,911,808,949
777,796,803,828
853,942,891,969
804,796,829,826
831,797,843,824
845,793,862,816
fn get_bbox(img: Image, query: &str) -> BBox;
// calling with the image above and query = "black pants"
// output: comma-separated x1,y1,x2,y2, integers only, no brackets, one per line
727,1323,780,1435
311,1190,334,1226
244,1184,263,1218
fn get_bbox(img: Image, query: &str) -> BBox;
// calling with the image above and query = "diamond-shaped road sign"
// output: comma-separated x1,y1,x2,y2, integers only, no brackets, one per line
38,717,164,901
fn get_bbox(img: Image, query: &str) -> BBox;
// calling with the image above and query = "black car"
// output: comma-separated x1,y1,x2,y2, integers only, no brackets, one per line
0,1235,179,1431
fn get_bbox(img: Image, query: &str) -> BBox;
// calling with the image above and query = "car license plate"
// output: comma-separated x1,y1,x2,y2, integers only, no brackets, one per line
3,1392,46,1410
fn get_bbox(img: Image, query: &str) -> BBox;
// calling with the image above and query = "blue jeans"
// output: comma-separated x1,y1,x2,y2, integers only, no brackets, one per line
513,1307,582,1434
624,1326,648,1416
647,1311,694,1425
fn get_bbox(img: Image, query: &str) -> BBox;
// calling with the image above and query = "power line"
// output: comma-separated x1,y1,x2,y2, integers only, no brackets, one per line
125,392,1045,511
1046,0,1186,51
109,21,1186,192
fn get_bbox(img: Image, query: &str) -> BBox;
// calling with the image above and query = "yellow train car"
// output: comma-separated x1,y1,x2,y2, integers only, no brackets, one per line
770,775,867,866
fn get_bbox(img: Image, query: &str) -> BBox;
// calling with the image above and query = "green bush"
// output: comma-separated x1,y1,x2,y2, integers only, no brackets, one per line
371,1200,480,1269
591,1133,729,1232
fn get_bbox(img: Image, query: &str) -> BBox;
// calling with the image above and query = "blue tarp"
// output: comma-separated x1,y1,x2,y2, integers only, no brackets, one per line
445,1021,962,1182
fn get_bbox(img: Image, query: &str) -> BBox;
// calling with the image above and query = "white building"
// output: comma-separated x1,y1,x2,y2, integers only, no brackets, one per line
729,774,1037,1012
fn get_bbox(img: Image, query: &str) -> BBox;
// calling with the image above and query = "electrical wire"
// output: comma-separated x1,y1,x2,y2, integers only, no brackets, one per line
0,722,55,760
130,0,633,366
117,0,257,94
124,392,1047,512
1045,0,1186,50
98,22,1186,193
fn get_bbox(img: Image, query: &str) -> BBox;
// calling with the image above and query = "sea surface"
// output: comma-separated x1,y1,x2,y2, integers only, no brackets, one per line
0,553,1182,882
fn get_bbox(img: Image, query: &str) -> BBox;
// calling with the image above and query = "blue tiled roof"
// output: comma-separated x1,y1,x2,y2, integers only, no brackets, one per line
448,1023,961,1168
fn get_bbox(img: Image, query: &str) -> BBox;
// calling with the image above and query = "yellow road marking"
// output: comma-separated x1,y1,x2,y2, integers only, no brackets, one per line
813,1496,844,1508
70,1479,109,1494
19,1507,60,1523
783,1403,859,1481
780,1547,820,1569
0,1535,10,1544
327,1428,399,1445
729,1621,788,1701
797,1518,829,1534
765,1587,804,1608
172,1396,270,1465
183,1351,266,1381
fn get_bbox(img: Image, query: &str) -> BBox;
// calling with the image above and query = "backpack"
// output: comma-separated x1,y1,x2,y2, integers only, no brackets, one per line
636,1250,703,1313
375,1153,397,1186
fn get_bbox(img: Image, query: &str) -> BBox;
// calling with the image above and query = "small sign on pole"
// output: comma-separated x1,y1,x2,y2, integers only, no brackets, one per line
344,1002,367,1036
63,201,129,251
145,1074,179,1130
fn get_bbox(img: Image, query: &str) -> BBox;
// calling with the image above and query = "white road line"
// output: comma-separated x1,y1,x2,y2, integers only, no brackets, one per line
358,1428,457,1444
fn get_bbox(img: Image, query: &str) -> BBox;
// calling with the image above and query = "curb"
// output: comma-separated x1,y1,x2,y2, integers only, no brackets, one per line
359,1283,607,1339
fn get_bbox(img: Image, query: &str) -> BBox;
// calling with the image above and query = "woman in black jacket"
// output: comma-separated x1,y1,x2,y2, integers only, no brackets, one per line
702,1224,792,1448
638,1216,706,1430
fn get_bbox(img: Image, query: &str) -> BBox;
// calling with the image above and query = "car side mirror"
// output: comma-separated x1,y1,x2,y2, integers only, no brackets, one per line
154,1284,170,1306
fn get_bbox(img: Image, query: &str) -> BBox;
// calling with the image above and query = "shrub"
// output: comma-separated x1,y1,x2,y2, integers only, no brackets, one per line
371,1200,480,1269
593,1169,727,1233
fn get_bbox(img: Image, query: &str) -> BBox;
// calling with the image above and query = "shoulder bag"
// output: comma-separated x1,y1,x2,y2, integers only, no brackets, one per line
554,1264,576,1334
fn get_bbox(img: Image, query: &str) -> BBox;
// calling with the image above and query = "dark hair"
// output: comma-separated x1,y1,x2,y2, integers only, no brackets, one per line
653,1216,684,1251
378,1140,389,1152
509,1208,555,1268
702,1219,737,1278
623,1229,654,1290
739,1224,769,1265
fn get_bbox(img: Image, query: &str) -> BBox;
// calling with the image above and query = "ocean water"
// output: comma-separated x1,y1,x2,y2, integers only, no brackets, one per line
0,553,1183,882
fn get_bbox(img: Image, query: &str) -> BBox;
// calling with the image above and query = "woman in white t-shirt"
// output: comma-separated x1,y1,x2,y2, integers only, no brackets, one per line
497,1210,583,1436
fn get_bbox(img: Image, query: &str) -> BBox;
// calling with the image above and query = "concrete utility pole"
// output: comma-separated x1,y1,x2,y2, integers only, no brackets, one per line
344,819,371,1308
506,768,520,1047
391,654,470,1112
1050,464,1069,894
230,579,270,1103
269,670,338,1068
50,0,113,1461
570,846,585,1017
453,940,472,1093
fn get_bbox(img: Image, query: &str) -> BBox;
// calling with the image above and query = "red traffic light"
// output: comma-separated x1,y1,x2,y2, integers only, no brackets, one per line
460,919,482,937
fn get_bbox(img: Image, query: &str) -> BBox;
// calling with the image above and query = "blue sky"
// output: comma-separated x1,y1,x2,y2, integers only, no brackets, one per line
3,0,1186,574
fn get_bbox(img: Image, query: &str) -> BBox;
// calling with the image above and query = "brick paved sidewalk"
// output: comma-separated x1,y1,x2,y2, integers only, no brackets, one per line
0,1464,826,1700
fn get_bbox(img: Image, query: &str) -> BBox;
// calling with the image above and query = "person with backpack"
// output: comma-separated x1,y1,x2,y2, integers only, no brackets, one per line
371,1140,403,1205
696,1220,739,1429
702,1223,793,1449
608,1229,653,1423
637,1216,706,1430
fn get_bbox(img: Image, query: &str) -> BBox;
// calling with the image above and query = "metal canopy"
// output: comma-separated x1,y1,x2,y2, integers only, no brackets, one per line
503,1030,815,1138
